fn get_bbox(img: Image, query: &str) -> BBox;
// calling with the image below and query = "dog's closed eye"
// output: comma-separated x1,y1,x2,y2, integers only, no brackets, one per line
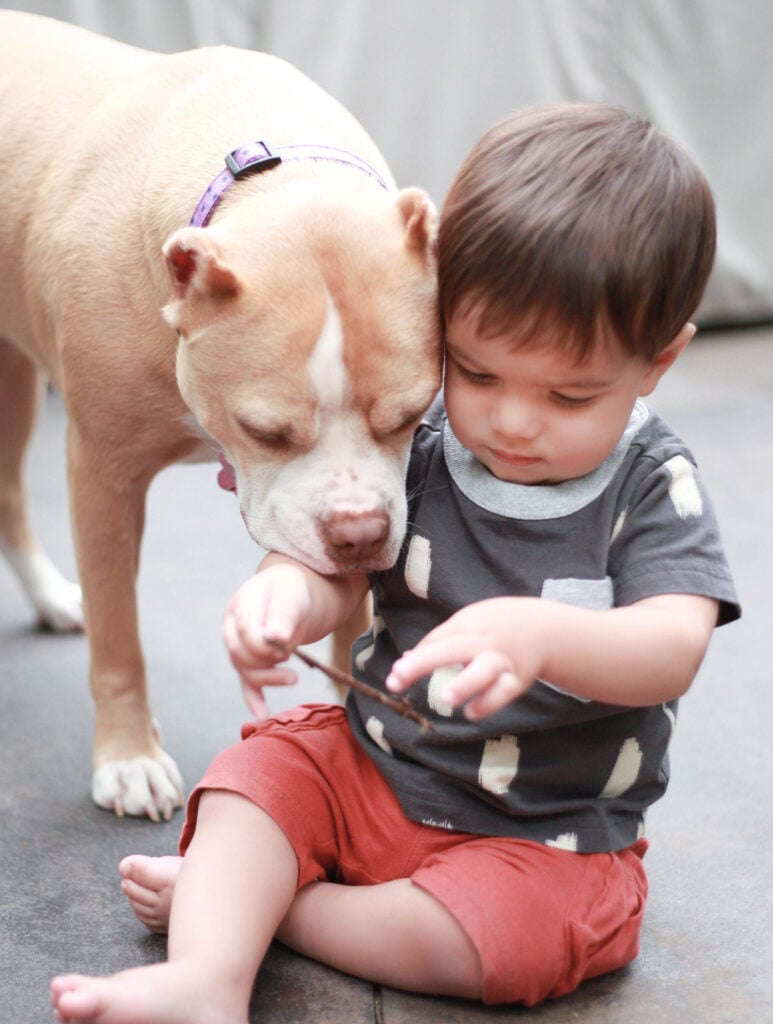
237,418,299,452
371,408,426,443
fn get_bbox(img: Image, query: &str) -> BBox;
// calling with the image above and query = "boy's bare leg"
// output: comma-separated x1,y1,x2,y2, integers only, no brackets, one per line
50,792,298,1024
117,848,483,1000
278,878,483,999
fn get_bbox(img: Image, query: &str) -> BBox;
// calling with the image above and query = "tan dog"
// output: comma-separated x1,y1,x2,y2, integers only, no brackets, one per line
0,12,440,820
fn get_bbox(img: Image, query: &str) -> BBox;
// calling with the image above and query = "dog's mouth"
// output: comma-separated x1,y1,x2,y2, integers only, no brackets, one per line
324,551,397,576
235,456,408,577
240,510,402,578
307,539,401,578
282,550,397,579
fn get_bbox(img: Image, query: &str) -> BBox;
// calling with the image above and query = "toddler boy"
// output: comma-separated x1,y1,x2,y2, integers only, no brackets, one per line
52,103,739,1022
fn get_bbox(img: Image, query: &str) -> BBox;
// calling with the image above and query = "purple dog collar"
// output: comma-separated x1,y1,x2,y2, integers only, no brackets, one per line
190,140,391,227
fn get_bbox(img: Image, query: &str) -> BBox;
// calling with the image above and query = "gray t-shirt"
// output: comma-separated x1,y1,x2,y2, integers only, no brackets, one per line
347,398,740,853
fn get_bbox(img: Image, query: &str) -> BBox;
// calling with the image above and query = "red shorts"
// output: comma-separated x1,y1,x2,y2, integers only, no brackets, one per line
180,703,648,1006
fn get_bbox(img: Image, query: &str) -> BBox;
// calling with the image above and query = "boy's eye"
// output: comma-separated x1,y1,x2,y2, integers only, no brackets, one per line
551,392,594,407
456,363,495,386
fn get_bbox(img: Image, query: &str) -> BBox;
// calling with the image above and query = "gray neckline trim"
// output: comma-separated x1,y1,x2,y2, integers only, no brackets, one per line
442,400,650,520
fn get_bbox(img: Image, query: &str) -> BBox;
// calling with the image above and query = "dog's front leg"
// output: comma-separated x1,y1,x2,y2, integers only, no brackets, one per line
67,425,183,821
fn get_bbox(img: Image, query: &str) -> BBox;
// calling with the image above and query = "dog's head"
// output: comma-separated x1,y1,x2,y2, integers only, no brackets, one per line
163,182,441,574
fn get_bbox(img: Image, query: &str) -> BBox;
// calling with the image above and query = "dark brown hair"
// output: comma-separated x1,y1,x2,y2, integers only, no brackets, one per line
438,104,716,360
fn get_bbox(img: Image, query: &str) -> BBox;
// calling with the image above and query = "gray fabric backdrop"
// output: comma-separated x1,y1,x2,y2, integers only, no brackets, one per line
7,0,771,325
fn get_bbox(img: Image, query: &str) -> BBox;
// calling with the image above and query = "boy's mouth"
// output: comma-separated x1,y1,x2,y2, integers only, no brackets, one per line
488,448,542,468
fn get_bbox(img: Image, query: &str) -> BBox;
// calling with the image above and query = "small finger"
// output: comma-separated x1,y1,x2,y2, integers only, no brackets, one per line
438,650,508,702
386,640,475,692
224,617,286,671
462,672,524,720
241,683,270,721
238,666,297,688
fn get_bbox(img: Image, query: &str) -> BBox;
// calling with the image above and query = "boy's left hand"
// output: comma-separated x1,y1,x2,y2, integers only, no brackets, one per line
386,598,543,720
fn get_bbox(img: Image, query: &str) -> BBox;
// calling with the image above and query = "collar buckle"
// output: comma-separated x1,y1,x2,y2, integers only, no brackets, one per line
224,141,282,178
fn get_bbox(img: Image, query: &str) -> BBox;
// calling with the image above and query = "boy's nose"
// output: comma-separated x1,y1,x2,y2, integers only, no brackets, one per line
490,398,541,441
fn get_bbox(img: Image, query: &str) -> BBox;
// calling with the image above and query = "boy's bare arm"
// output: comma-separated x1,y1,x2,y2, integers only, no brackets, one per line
387,593,719,719
224,552,370,718
256,552,369,642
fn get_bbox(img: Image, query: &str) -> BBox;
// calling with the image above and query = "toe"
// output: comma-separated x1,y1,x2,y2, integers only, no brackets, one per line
51,975,105,1021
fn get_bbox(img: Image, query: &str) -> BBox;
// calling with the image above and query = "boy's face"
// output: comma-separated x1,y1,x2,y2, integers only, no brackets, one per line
444,308,675,485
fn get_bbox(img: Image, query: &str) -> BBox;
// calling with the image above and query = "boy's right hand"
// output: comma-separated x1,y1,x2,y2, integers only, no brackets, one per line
223,564,313,720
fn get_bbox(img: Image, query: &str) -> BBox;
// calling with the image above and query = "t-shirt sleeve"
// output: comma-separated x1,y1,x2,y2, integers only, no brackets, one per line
607,449,740,625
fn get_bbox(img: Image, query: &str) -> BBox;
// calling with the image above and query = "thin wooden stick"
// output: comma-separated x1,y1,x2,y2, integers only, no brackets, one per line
267,638,435,732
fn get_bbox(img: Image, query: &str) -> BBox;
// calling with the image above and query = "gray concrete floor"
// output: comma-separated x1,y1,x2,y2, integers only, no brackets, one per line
1,326,771,1022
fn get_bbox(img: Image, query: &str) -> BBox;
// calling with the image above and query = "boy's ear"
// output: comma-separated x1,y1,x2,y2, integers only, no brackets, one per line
639,322,696,396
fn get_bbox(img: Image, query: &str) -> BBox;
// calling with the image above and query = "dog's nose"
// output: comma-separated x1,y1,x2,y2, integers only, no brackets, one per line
324,510,389,563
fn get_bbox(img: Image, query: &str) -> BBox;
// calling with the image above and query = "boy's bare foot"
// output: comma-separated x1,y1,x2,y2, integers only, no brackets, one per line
119,855,182,934
51,961,248,1023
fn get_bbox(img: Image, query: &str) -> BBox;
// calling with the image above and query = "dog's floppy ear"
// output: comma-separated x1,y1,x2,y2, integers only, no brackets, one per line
163,228,241,301
395,188,437,256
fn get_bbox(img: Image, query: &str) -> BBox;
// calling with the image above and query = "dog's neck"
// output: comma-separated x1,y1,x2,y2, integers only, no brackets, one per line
190,140,391,227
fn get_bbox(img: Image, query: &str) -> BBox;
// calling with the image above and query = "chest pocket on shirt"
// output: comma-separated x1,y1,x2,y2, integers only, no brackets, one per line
537,577,614,703
541,576,614,609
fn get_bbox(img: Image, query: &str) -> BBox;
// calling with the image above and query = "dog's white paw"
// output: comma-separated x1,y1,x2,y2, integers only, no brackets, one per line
35,575,84,632
92,752,185,822
2,546,84,631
